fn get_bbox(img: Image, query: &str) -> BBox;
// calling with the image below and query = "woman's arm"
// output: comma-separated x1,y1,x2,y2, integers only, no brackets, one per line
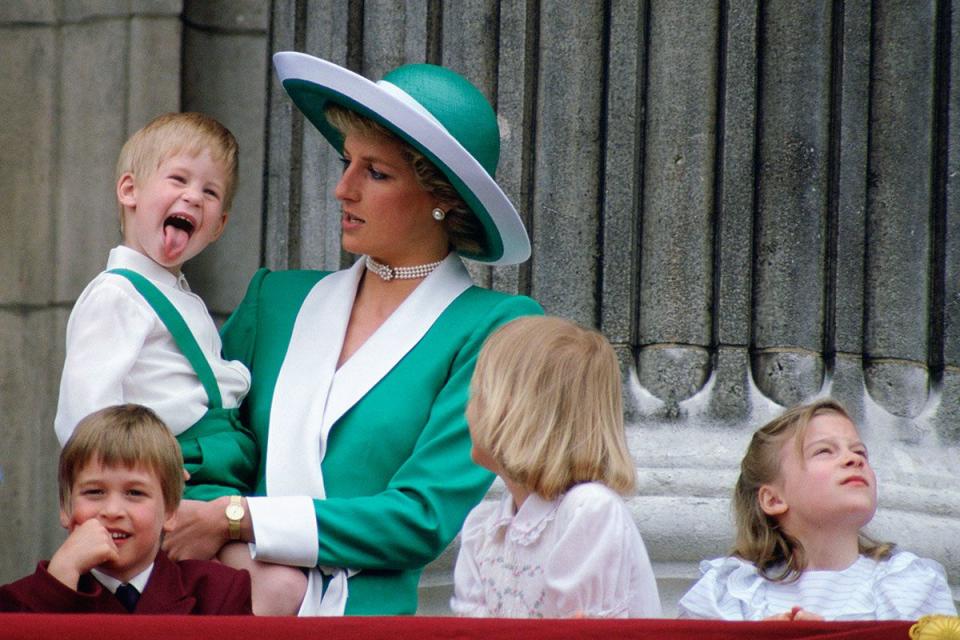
163,496,254,561
162,269,272,561
324,294,541,569
244,289,542,571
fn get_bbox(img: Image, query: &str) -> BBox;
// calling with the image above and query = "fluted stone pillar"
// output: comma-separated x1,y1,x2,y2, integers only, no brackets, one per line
262,0,960,615
0,0,267,585
259,0,960,615
0,0,185,585
0,0,957,617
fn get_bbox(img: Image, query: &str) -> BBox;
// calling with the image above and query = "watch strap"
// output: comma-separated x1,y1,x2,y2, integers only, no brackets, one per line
227,495,244,540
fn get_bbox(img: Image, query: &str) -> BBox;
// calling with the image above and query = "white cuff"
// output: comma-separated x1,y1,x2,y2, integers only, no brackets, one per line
247,496,319,567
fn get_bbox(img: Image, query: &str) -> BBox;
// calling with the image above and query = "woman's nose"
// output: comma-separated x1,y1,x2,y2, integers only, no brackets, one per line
334,166,358,202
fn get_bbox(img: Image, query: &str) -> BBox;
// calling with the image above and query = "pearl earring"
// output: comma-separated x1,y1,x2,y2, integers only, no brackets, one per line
432,208,446,221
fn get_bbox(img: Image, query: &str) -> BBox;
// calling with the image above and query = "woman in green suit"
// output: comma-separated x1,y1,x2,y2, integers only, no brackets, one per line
164,52,541,615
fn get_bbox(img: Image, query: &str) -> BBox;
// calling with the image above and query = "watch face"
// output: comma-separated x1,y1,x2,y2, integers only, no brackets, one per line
226,504,244,520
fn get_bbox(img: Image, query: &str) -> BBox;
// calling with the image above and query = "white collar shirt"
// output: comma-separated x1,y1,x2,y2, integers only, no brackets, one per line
54,245,251,442
91,563,153,595
450,482,662,618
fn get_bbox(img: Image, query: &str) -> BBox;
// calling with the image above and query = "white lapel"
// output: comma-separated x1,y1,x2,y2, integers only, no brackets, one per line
265,260,363,497
265,254,473,499
323,254,473,433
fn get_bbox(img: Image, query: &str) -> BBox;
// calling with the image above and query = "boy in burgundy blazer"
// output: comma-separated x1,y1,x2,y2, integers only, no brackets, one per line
0,405,251,614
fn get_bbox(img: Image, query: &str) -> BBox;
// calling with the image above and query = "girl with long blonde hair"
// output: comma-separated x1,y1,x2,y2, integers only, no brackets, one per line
678,399,956,620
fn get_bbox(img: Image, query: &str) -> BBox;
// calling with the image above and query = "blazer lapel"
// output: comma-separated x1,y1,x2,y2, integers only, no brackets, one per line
264,255,472,500
75,574,127,613
323,255,472,431
265,260,362,498
134,553,197,614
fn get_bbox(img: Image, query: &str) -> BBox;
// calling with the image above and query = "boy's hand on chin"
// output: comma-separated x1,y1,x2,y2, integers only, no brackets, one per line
162,498,226,561
47,519,120,590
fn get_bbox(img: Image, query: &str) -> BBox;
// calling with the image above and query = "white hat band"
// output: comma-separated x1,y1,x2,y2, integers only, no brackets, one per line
376,80,447,131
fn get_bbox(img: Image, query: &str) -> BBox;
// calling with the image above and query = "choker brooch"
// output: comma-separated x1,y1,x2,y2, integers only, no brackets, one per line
365,256,443,281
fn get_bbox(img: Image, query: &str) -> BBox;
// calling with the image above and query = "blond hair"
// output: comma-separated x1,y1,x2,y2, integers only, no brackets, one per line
59,404,185,514
732,398,894,581
115,112,239,228
469,316,636,500
324,104,486,256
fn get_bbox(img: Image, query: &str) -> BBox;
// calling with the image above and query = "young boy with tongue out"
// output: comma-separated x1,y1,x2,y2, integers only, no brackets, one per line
54,112,257,503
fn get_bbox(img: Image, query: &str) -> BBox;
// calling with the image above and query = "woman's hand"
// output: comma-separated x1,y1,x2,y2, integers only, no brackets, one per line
162,498,229,561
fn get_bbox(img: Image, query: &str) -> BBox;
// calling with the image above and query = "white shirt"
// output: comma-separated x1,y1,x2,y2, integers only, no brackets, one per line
678,553,958,620
450,482,662,618
90,564,153,595
54,246,251,443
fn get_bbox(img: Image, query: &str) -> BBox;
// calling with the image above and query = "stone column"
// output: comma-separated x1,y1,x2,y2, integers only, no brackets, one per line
0,0,183,583
260,0,960,615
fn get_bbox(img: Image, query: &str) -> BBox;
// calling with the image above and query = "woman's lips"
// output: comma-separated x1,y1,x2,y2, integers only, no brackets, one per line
342,212,366,231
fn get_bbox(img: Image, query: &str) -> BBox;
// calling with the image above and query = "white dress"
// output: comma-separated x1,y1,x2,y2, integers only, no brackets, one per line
450,482,662,618
677,552,958,620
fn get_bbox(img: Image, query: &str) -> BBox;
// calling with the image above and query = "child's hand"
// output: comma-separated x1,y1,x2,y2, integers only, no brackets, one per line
791,608,825,621
47,519,120,590
764,606,825,621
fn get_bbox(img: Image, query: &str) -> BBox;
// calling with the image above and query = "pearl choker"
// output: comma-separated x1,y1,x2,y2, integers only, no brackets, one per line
365,255,444,281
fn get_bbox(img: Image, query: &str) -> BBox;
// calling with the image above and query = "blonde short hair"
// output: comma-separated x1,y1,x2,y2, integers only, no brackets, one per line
324,104,486,256
469,316,636,500
115,112,239,228
732,398,893,582
59,404,185,514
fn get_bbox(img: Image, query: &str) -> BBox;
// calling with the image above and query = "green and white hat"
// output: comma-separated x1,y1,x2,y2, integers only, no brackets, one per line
273,51,531,265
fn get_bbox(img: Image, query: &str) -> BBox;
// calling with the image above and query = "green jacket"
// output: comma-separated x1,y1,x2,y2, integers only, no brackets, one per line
221,257,541,614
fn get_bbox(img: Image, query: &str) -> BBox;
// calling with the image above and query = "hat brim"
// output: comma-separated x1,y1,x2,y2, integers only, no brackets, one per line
273,52,531,266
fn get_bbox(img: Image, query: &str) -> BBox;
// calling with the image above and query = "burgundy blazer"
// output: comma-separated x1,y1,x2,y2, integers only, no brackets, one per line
0,550,251,614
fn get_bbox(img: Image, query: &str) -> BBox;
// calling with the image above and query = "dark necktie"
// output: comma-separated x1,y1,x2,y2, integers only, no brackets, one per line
115,583,140,612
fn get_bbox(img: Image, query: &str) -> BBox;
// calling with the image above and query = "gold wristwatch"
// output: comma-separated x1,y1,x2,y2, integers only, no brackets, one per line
225,495,245,540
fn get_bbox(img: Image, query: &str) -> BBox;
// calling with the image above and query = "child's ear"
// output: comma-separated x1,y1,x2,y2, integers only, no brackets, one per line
59,508,72,530
117,172,137,208
210,210,230,242
758,484,788,516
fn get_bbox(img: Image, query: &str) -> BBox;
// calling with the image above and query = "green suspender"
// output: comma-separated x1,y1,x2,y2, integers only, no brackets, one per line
109,268,258,499
108,268,223,409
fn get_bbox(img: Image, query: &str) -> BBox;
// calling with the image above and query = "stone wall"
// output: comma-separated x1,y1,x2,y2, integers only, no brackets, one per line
0,0,267,585
267,0,960,613
0,0,957,616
